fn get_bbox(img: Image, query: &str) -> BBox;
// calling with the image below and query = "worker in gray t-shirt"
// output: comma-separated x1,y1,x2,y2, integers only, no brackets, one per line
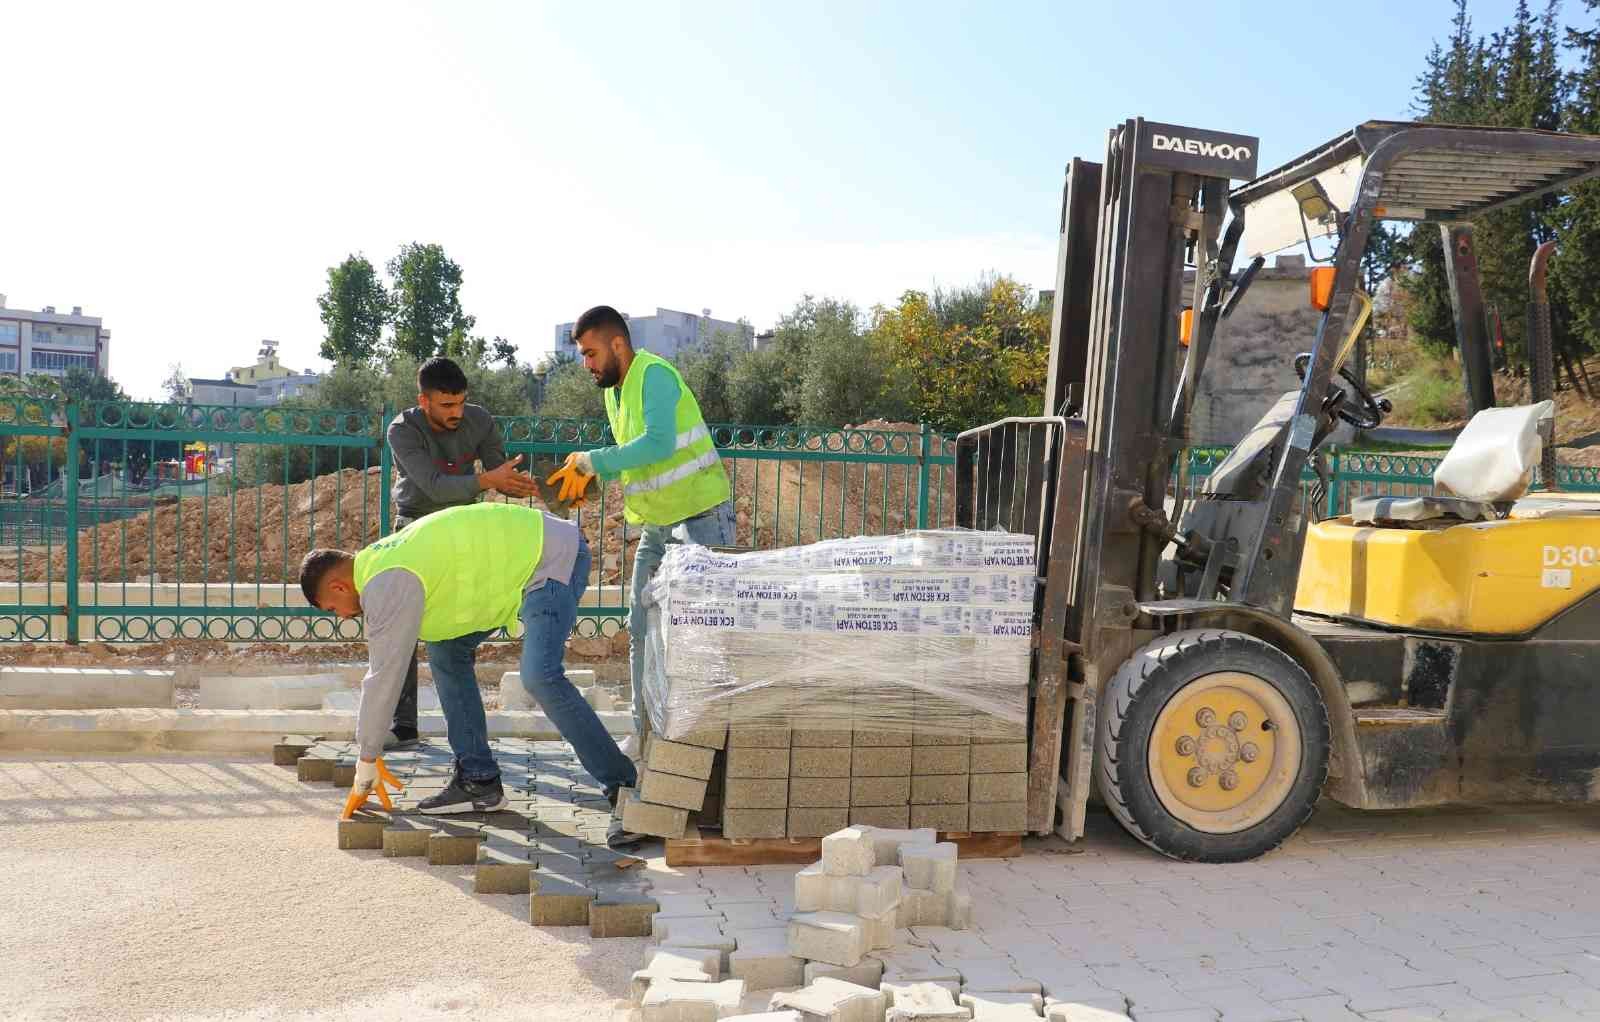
381,357,539,749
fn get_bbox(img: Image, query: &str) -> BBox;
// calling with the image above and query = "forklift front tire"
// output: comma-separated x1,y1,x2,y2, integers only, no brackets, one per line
1097,628,1330,862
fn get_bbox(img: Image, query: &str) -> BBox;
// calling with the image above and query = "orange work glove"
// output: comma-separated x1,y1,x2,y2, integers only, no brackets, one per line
546,452,596,508
341,756,404,820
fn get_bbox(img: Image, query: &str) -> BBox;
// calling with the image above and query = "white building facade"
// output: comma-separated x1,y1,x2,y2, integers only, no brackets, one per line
0,295,112,379
553,307,752,362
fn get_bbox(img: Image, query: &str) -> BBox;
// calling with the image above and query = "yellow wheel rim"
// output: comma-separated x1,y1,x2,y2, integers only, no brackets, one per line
1147,670,1302,835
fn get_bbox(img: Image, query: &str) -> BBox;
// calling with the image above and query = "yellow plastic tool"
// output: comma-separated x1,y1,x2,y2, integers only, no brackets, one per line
340,757,404,820
545,461,595,509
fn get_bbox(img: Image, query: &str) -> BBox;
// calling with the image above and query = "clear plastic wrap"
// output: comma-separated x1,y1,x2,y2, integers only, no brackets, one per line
639,530,1037,740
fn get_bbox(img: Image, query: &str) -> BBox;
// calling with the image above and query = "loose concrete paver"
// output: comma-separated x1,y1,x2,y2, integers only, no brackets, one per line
770,977,888,1022
256,734,1600,1019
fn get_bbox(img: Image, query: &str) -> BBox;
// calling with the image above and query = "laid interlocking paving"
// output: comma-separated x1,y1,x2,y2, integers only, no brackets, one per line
282,735,663,937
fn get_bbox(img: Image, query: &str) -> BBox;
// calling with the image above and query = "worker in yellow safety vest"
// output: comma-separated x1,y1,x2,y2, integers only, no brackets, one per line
548,305,734,752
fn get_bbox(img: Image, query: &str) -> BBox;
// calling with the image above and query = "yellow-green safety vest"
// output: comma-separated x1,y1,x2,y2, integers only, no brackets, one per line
603,350,731,526
353,503,544,641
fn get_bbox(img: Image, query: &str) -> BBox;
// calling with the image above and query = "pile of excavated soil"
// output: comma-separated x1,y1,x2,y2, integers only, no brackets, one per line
727,420,959,547
17,467,644,586
11,424,955,588
1383,354,1600,469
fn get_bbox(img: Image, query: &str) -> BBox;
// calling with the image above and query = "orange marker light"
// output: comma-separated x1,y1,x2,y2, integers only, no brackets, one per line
1309,267,1336,311
1179,308,1193,346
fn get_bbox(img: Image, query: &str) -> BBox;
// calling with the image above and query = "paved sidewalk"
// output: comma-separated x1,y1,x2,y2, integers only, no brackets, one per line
12,749,1600,1021
671,799,1600,1021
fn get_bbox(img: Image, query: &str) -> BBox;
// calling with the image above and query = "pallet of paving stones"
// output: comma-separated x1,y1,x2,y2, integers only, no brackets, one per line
274,735,663,940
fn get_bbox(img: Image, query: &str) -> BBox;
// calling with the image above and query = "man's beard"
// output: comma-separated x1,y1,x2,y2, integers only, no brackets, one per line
424,408,461,431
592,365,621,388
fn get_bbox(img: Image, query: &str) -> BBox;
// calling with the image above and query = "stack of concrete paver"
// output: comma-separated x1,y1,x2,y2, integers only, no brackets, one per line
719,718,1030,840
631,824,1133,1022
619,726,730,840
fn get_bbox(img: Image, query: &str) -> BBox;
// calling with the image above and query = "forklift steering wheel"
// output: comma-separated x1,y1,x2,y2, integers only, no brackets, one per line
1293,352,1389,431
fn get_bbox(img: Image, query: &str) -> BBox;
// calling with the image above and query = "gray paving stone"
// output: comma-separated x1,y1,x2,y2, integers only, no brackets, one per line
805,958,888,989
724,809,788,840
646,736,719,780
641,978,746,1021
1270,996,1364,1022
729,747,792,779
641,769,712,811
771,977,887,1022
790,807,853,837
729,728,791,748
911,747,970,775
794,748,854,778
725,778,792,809
790,911,871,968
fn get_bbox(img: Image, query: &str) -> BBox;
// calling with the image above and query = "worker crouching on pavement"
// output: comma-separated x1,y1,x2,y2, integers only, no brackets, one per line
300,502,642,846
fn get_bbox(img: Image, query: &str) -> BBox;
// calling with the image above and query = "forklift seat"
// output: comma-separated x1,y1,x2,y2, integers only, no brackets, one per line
1350,403,1556,527
1349,494,1493,525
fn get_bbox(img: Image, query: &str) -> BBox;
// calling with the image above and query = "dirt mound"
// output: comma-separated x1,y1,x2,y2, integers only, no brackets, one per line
12,423,959,588
726,421,957,548
1383,354,1600,468
20,467,644,586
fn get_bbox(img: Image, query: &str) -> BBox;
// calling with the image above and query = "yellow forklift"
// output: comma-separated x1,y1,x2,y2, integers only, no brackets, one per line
956,119,1600,861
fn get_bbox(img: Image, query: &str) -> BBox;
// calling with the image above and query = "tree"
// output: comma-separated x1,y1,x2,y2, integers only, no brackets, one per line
317,254,389,365
767,298,868,422
795,310,895,427
676,328,748,424
60,367,127,405
537,359,606,419
1551,0,1600,359
1405,0,1567,368
387,242,475,363
162,364,189,404
726,344,789,425
872,276,1050,433
490,337,519,368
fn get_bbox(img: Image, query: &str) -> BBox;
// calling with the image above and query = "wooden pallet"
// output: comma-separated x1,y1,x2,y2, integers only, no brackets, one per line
664,827,1023,867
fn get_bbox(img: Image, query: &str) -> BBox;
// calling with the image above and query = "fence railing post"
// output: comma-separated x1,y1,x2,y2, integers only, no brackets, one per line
378,404,391,536
1325,444,1340,519
64,402,80,644
916,421,932,529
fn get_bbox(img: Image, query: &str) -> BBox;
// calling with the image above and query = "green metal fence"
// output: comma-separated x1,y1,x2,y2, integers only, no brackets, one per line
1,397,1596,645
0,399,958,643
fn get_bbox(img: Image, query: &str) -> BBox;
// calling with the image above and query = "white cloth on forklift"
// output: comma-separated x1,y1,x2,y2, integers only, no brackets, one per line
1432,401,1554,503
638,530,1036,739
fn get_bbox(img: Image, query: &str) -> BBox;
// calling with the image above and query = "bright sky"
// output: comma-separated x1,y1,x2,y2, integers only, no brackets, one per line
3,1,1544,400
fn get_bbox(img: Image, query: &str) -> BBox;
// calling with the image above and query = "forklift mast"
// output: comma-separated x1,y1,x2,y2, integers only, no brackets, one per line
956,118,1258,834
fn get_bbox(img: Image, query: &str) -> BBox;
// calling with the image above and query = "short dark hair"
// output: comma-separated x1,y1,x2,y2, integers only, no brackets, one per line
417,356,469,395
300,548,353,606
574,305,631,345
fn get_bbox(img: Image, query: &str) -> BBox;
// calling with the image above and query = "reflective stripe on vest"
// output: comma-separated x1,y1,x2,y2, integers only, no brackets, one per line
624,445,721,498
603,351,731,526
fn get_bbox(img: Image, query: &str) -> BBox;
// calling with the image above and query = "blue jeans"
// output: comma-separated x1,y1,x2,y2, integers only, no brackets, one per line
426,628,500,784
629,501,737,735
519,537,637,792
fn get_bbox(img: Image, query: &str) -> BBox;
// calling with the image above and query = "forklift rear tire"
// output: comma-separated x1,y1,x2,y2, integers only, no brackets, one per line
1096,628,1329,862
